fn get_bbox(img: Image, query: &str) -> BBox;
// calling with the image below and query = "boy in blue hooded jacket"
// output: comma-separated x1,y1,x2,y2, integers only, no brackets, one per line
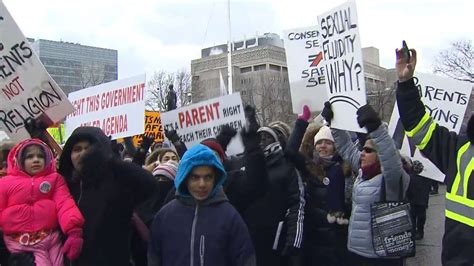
148,144,256,266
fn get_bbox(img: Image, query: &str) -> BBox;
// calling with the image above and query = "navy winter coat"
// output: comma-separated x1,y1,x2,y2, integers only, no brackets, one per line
148,144,256,266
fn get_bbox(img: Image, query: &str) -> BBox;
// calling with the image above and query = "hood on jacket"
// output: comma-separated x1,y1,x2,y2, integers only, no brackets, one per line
58,126,112,180
7,139,55,177
174,144,226,200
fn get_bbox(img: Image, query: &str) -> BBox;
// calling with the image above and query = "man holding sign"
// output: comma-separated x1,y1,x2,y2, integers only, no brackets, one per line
396,45,474,265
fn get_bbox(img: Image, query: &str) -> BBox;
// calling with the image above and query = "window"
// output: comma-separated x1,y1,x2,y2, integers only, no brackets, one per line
254,64,266,71
269,64,281,71
240,67,252,73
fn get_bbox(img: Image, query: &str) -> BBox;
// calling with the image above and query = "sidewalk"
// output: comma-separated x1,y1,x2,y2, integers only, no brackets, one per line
406,185,445,266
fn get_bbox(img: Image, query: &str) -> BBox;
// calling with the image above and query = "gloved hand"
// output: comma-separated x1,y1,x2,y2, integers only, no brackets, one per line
321,101,334,126
62,229,83,261
216,125,237,152
298,105,311,122
165,129,181,143
241,105,260,152
24,117,49,141
356,104,381,133
140,135,154,153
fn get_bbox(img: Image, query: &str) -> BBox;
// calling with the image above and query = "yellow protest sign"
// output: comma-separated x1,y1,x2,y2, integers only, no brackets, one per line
131,111,164,146
47,124,65,145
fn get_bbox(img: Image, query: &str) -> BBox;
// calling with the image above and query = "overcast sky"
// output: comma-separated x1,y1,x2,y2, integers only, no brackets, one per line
3,0,473,79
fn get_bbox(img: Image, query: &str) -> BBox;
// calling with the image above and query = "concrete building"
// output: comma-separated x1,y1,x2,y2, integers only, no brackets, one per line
191,34,396,125
30,39,118,95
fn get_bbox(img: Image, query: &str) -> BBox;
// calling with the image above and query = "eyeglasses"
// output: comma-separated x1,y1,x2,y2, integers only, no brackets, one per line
362,147,376,154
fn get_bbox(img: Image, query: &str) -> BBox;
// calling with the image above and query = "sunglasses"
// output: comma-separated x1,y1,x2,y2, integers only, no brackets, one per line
362,147,376,154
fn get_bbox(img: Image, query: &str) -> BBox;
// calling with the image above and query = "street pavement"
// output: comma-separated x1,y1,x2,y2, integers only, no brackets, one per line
406,185,445,266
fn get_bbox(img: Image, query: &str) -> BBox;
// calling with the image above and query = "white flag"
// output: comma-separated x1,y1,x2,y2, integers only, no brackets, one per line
219,70,227,96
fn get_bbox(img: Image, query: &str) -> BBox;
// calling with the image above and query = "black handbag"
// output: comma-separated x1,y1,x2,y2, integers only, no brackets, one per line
371,176,415,258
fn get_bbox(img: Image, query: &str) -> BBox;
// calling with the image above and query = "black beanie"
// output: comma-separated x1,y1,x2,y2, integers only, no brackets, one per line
467,114,474,143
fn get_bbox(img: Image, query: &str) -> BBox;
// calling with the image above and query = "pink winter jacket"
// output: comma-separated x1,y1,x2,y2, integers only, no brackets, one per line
0,139,84,235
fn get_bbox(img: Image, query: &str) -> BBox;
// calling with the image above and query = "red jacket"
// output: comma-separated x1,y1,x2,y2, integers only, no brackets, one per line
0,139,84,235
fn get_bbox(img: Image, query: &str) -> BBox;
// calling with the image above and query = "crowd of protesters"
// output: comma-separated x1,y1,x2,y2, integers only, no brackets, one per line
0,45,472,266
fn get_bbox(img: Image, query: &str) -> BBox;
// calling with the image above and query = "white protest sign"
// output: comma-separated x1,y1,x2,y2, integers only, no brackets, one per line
317,1,366,132
283,26,327,113
0,2,74,142
388,73,473,182
160,93,246,155
65,74,146,140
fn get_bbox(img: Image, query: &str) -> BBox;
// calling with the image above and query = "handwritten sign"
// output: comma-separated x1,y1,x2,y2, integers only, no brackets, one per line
317,1,367,132
0,2,74,142
283,26,327,113
160,93,246,155
389,73,473,182
65,74,146,140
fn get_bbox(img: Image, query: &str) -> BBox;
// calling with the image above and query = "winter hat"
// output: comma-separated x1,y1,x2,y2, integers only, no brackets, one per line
201,139,226,162
314,126,334,145
268,121,291,143
152,160,178,181
467,114,474,143
257,127,279,143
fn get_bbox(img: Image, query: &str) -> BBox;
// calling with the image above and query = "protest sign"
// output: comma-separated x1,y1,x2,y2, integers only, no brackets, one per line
283,26,327,113
317,1,367,132
160,93,246,155
131,111,164,146
0,2,74,142
47,124,65,145
389,73,473,182
65,74,146,140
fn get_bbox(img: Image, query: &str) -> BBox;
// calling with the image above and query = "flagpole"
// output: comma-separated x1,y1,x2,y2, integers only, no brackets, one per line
227,0,233,95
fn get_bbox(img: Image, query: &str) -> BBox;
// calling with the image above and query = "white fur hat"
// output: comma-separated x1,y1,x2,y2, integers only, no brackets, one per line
313,126,334,145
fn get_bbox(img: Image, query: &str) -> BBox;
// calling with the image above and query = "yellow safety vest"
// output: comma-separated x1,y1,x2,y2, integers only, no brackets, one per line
406,113,474,227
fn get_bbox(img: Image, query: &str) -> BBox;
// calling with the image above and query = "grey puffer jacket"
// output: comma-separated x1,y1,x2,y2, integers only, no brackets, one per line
332,125,410,258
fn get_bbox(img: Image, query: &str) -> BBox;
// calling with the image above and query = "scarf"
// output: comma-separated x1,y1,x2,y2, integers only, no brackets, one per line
361,160,381,179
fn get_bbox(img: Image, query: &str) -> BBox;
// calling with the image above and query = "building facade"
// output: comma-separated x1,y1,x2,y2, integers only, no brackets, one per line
30,39,118,95
191,34,396,126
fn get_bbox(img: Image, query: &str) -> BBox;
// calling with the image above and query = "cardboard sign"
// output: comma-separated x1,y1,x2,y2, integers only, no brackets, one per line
0,2,74,142
131,111,164,146
388,73,473,182
65,74,146,140
160,93,246,155
283,26,327,113
317,1,367,132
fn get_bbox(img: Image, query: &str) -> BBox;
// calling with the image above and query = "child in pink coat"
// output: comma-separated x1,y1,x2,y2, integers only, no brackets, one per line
0,139,84,266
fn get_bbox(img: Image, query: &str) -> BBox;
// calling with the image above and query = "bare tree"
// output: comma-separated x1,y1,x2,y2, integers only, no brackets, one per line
146,69,192,111
434,39,474,83
241,71,293,126
367,84,396,122
79,63,106,89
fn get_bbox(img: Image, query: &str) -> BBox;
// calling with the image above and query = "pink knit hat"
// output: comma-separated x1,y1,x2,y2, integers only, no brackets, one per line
152,161,178,181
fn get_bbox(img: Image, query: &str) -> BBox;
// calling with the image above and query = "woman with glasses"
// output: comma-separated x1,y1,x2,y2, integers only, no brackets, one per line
321,103,410,266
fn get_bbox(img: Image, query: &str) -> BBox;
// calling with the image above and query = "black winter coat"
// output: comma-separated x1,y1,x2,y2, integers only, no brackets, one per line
407,173,430,207
58,127,157,266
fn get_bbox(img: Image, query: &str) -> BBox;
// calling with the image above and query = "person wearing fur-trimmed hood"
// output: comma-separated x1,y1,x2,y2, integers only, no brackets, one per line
148,144,255,266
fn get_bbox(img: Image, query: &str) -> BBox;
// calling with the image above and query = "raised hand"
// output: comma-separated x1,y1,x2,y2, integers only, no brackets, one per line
395,46,417,83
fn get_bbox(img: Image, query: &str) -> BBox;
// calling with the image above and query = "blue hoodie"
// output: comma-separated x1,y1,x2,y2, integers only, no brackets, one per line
148,144,256,266
174,144,227,199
